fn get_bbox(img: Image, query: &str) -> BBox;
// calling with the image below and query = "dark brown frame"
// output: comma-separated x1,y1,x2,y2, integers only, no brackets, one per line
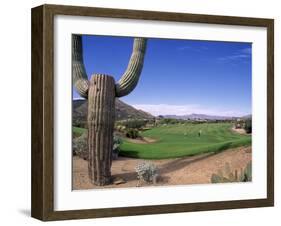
31,4,274,221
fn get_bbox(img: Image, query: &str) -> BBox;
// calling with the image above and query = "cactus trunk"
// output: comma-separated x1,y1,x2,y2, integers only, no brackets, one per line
87,74,115,185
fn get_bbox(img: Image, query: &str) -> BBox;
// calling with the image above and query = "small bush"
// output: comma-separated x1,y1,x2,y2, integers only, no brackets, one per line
72,118,87,128
241,161,252,182
158,118,184,125
72,132,88,160
126,128,139,139
244,119,252,134
112,136,123,160
135,161,158,184
211,161,252,183
116,125,126,132
73,132,123,161
119,119,148,129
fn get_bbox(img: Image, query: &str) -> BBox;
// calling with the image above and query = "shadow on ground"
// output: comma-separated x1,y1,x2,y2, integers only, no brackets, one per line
18,209,30,217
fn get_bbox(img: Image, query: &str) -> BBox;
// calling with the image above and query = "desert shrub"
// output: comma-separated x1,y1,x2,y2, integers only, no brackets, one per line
73,133,124,161
72,132,88,160
126,128,139,139
72,119,87,128
211,161,252,183
135,161,158,184
116,125,126,132
158,118,182,125
121,119,148,129
241,161,252,182
112,136,123,160
244,119,252,134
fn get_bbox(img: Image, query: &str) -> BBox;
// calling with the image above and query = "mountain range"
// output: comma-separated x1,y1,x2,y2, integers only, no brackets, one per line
73,99,154,127
73,99,251,127
162,113,251,120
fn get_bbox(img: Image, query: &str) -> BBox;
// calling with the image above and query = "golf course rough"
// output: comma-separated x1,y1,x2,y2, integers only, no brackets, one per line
120,123,251,159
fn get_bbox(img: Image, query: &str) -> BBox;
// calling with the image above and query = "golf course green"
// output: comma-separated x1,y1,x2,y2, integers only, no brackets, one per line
120,123,251,159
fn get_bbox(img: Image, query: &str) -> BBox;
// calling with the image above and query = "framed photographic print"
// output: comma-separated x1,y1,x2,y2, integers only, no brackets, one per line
31,4,274,221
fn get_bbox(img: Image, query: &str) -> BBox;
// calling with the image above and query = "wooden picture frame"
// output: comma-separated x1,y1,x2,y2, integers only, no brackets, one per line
31,4,274,221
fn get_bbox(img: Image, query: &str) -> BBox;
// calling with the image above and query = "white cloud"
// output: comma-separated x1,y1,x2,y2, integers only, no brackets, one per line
217,47,252,61
218,54,250,61
131,104,248,117
178,45,209,52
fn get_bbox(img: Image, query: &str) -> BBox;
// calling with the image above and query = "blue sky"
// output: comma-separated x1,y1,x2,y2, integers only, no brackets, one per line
73,35,252,117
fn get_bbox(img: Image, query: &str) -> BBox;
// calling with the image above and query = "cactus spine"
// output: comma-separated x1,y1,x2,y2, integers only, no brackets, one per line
72,35,147,185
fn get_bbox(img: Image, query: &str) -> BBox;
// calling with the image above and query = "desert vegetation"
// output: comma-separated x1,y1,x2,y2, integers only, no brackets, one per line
244,119,252,134
115,119,148,139
135,161,158,186
211,161,252,183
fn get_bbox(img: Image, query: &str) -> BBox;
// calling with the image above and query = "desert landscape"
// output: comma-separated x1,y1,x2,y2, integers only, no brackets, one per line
73,146,251,189
72,98,252,189
72,35,252,189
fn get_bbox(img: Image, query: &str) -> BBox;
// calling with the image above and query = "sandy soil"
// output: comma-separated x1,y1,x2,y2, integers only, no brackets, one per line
231,127,248,135
124,136,157,144
73,146,252,190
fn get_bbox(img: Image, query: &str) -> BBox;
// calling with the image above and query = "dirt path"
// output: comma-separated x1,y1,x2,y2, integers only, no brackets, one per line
73,146,251,190
124,136,157,144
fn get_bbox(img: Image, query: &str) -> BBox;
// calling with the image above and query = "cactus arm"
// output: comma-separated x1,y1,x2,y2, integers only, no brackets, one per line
72,35,89,99
115,38,147,97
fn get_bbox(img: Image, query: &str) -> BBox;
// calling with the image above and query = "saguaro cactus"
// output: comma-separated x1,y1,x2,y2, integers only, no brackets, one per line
72,35,147,185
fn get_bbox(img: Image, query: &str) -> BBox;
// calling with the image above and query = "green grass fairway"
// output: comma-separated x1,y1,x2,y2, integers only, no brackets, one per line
120,123,251,159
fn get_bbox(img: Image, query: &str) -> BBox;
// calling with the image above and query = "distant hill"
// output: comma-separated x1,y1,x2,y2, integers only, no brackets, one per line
73,98,154,127
162,113,251,121
115,99,154,120
241,114,252,119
